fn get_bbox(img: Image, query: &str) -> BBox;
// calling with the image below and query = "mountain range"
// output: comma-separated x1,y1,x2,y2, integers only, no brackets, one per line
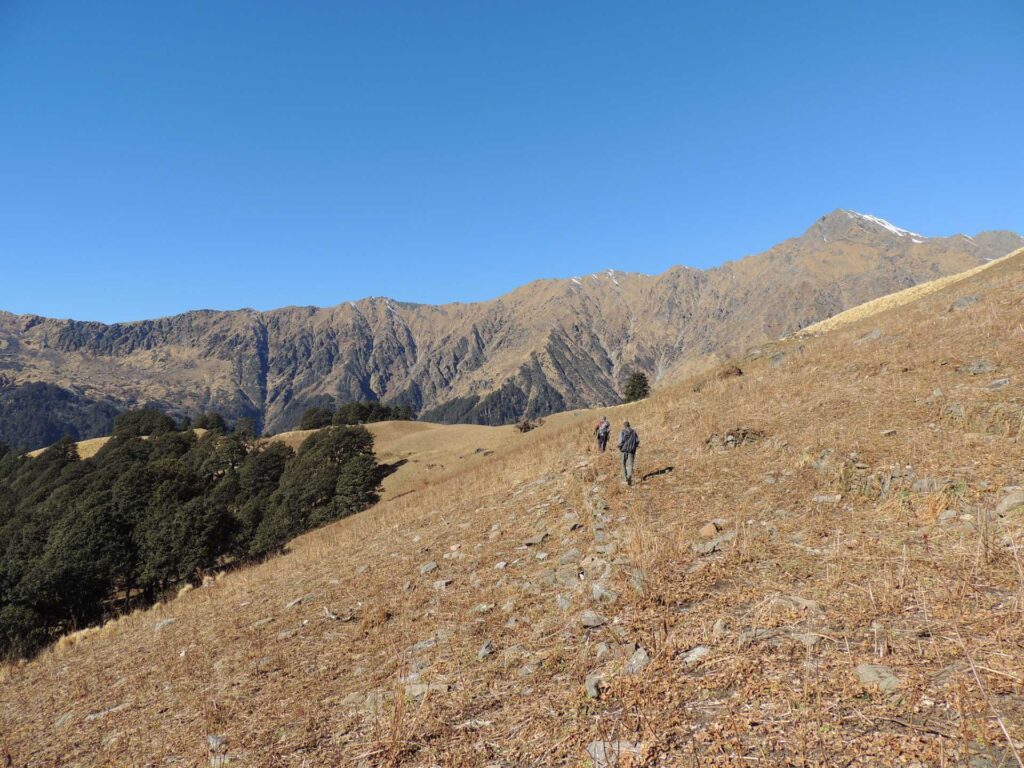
1,209,1020,449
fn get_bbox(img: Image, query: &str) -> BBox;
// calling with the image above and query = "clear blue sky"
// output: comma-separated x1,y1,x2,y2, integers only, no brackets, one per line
2,1,1022,322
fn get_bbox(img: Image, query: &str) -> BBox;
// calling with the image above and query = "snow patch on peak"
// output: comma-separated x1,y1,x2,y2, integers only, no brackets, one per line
844,210,926,240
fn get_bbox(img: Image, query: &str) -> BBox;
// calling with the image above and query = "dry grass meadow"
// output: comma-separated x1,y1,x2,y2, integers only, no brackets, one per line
3,252,1024,766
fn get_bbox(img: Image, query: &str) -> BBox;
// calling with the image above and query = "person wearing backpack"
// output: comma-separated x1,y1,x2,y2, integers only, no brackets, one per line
618,421,640,485
595,416,611,452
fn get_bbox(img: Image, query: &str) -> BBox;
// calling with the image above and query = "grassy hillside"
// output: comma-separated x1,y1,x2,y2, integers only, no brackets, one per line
3,252,1024,765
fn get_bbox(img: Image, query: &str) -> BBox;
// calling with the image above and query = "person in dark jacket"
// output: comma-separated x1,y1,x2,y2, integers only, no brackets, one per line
618,421,639,485
595,416,611,452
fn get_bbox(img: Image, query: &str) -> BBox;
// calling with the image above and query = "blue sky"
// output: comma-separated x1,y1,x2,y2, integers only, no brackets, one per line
2,1,1022,322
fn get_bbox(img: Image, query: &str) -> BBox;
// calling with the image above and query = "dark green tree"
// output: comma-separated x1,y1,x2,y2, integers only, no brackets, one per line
193,412,229,433
113,409,176,438
299,407,335,431
623,372,651,403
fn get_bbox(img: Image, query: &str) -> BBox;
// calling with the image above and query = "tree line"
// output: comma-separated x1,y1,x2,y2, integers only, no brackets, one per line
0,409,382,660
297,401,414,431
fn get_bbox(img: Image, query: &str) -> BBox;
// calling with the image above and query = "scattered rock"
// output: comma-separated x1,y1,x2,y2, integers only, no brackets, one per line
698,521,721,539
879,429,897,437
681,646,711,666
469,603,494,615
494,561,507,570
855,663,901,693
995,491,1024,517
958,360,996,375
624,647,650,675
585,671,606,699
153,618,176,632
950,295,979,312
523,531,548,547
811,494,842,504
711,618,728,642
418,561,438,575
705,427,765,450
556,594,570,610
773,595,822,615
518,657,542,677
432,578,452,591
857,329,882,343
564,512,583,531
988,377,1010,389
691,530,736,555
559,548,581,565
85,702,129,721
477,639,494,660
207,735,227,752
581,610,607,628
591,583,618,604
284,594,312,609
406,682,450,699
911,477,945,493
937,509,958,524
587,740,642,768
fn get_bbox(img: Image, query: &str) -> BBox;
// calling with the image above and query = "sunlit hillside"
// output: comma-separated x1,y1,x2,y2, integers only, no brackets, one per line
3,251,1024,766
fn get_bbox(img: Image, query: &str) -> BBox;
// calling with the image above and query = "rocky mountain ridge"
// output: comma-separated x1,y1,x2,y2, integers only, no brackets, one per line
1,210,1020,444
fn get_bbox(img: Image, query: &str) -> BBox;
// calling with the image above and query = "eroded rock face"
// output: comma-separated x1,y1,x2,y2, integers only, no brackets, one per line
2,213,1017,443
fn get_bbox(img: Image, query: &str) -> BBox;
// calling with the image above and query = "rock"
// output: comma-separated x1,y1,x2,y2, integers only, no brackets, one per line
355,564,369,574
535,551,549,561
958,360,996,375
581,610,607,628
153,618,176,632
418,561,438,575
988,377,1010,389
774,595,822,614
586,740,641,768
591,583,618,604
207,735,227,752
595,543,618,556
477,639,494,660
518,657,542,677
950,295,979,312
523,531,548,546
858,329,882,342
996,491,1024,517
469,602,494,615
811,494,842,504
911,477,945,493
495,561,507,570
209,757,231,767
624,647,650,675
432,578,452,591
406,682,450,699
690,530,736,555
585,671,606,699
284,594,312,609
711,618,728,642
769,352,786,368
937,509,958,523
559,548,581,565
556,594,570,610
564,512,583,531
698,521,721,539
855,663,901,693
681,646,711,666
879,429,897,437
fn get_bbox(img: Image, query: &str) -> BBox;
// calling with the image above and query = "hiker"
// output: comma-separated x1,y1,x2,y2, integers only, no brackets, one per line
618,421,640,485
595,416,610,452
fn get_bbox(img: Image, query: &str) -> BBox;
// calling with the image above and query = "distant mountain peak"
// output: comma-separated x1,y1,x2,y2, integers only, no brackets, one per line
810,209,928,244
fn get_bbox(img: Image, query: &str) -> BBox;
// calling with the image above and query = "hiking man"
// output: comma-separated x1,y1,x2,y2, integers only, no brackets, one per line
595,416,610,452
618,421,640,485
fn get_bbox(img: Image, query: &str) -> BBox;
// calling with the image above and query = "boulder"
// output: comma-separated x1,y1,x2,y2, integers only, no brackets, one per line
581,610,607,629
624,647,650,675
855,663,900,693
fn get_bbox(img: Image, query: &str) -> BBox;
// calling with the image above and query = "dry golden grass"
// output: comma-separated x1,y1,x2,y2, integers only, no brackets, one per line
3,252,1024,766
802,247,1024,335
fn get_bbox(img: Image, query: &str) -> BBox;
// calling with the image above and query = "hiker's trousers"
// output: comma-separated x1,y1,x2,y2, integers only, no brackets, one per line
621,451,635,484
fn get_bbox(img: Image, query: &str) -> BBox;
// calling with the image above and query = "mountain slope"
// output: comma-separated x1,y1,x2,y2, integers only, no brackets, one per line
1,211,1020,444
3,241,1023,766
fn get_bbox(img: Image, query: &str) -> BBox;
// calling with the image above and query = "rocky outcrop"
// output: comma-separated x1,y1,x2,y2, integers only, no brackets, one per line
0,211,1020,444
